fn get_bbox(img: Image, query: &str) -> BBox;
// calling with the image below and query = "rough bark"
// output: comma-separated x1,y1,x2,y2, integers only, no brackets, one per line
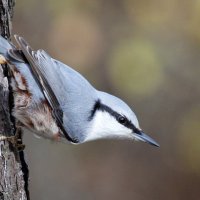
0,0,28,199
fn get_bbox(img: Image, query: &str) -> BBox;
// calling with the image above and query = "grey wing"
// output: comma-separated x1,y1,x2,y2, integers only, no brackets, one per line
14,35,75,142
8,49,27,63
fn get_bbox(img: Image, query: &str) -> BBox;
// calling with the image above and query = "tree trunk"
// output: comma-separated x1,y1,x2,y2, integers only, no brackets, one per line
0,0,29,199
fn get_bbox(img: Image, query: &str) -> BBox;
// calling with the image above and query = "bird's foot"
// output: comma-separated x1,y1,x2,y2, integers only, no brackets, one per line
0,133,25,151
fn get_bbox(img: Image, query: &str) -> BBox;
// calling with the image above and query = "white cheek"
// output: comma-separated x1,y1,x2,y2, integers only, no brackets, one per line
85,111,133,142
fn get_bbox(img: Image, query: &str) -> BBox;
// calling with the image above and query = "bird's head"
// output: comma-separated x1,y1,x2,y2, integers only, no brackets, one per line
84,91,159,147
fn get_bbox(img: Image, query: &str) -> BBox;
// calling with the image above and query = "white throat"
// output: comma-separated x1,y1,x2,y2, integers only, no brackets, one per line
85,110,133,142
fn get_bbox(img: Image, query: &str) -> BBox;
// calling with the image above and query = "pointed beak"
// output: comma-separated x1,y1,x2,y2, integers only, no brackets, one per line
135,131,160,147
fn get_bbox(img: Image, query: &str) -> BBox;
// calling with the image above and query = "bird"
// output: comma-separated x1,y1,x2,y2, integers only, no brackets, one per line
0,35,159,147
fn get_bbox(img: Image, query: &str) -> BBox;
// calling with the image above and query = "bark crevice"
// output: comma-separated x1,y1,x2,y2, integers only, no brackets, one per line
0,0,29,199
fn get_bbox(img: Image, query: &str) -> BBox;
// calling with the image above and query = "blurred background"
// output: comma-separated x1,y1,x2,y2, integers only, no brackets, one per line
12,0,200,199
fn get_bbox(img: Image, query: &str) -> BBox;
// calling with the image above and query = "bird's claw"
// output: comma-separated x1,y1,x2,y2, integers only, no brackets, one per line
0,133,25,151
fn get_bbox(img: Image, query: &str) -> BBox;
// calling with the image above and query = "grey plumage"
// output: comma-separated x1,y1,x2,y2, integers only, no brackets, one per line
0,35,159,147
14,36,97,142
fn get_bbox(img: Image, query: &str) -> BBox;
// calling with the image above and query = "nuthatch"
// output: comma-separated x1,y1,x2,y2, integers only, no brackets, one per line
0,35,159,147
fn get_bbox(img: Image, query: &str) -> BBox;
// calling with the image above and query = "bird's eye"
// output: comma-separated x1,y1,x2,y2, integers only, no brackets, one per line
118,116,127,124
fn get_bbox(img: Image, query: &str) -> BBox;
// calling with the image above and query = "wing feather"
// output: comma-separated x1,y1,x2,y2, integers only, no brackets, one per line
14,35,75,142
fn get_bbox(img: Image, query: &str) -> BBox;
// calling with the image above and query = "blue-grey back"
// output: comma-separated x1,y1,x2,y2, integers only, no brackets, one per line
50,59,98,139
34,50,97,140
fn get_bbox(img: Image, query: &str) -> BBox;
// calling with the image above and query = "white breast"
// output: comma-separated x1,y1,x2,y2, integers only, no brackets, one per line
85,110,133,142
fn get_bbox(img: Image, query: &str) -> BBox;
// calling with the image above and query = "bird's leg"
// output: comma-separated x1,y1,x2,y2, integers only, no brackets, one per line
0,122,25,151
0,54,7,64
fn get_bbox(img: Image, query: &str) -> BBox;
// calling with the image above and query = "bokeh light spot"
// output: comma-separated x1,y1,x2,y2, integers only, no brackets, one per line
109,37,164,97
178,106,200,174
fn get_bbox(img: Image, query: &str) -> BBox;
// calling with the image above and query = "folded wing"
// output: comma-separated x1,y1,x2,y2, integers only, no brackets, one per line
14,35,75,142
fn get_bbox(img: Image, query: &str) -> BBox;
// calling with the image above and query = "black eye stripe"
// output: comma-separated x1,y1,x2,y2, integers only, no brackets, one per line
89,99,141,134
89,99,101,120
